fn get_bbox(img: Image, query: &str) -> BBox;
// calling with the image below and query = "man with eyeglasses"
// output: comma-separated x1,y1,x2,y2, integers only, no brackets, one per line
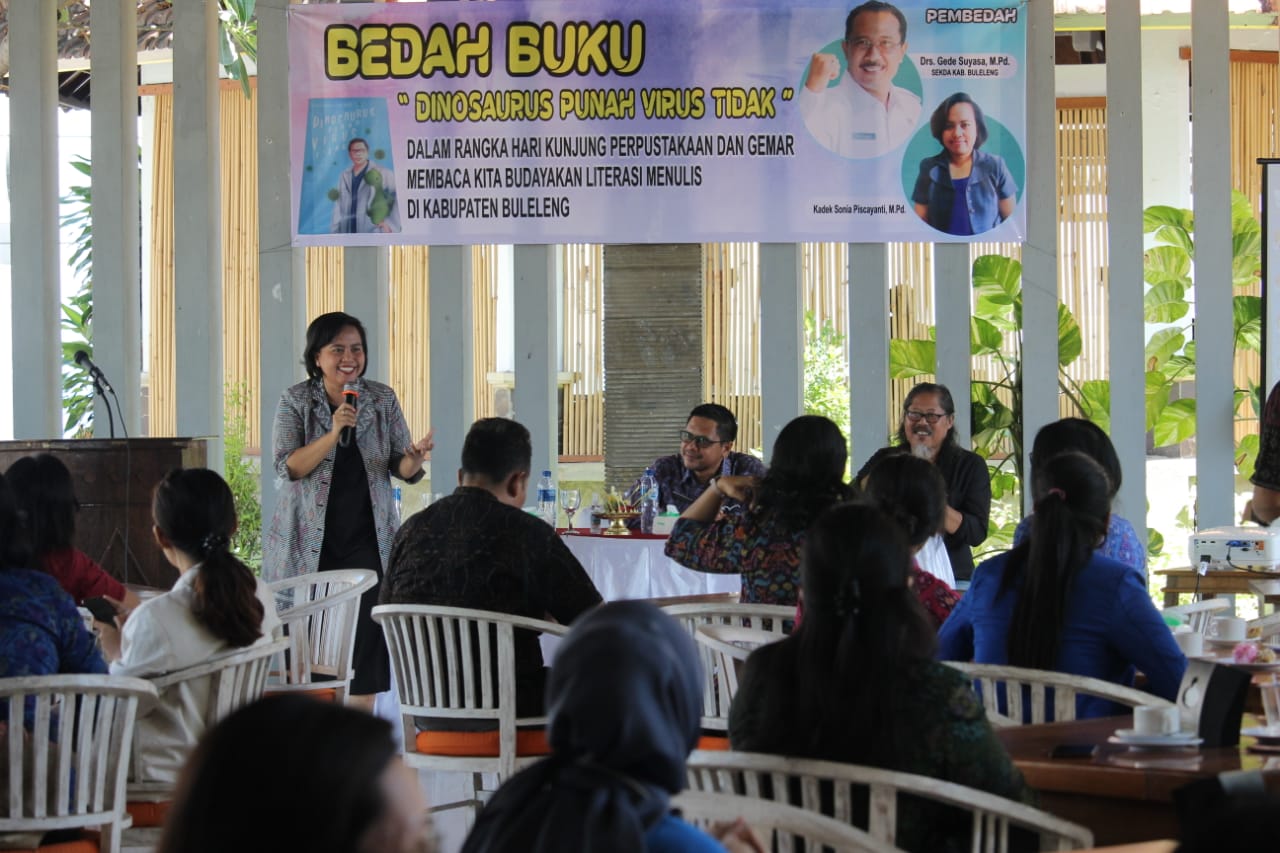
799,1,921,158
627,403,767,519
854,382,991,582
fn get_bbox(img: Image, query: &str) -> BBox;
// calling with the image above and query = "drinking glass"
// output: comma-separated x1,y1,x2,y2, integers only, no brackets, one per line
560,489,582,531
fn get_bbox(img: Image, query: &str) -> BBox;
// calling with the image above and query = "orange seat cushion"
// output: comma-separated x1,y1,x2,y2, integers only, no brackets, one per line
264,687,339,703
125,800,172,828
696,735,731,751
414,728,550,757
0,831,99,852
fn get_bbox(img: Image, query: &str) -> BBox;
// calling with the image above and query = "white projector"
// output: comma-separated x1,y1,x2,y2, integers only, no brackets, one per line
1189,526,1280,571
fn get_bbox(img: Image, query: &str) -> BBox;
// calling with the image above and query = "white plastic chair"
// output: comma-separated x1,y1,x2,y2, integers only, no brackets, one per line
0,674,157,853
693,623,781,720
124,637,289,842
660,603,793,734
269,568,377,704
1163,598,1233,635
943,661,1171,727
684,750,1094,852
1248,610,1280,642
672,789,903,853
372,603,570,825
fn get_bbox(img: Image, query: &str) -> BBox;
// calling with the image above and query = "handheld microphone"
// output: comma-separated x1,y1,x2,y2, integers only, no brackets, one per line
339,383,359,448
73,350,114,394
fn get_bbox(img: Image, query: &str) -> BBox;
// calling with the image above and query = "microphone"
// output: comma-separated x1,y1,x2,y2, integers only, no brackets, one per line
74,350,114,394
339,383,358,448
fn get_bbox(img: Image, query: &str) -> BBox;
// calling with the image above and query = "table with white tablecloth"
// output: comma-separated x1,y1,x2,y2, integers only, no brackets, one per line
559,532,741,601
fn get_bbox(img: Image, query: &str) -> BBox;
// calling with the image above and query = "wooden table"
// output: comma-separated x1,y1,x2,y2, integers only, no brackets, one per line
1155,567,1280,609
996,716,1280,845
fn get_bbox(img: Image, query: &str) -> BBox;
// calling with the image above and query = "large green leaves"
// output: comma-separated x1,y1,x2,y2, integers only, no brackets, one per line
1057,303,1082,366
972,254,1021,328
1144,282,1190,323
1234,295,1262,353
889,339,936,378
1152,398,1197,448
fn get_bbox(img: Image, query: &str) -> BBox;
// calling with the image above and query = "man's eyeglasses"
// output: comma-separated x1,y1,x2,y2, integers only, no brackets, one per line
905,410,949,424
680,430,725,449
848,37,902,53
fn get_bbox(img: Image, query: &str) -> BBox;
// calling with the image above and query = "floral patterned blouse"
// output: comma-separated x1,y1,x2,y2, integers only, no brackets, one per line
1012,513,1146,572
664,507,803,606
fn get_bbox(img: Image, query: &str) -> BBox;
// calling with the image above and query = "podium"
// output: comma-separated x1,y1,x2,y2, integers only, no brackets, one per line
0,438,208,590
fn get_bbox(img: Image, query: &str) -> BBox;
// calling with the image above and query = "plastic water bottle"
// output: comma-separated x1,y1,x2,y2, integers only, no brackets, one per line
589,492,603,534
537,470,557,527
393,486,403,522
638,467,658,534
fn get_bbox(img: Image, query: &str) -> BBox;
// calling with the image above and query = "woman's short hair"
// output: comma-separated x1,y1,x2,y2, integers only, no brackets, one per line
861,451,947,549
1030,417,1122,498
929,92,989,150
303,311,368,381
4,453,77,554
157,695,401,853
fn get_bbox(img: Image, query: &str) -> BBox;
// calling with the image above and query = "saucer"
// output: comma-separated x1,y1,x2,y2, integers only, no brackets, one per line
1240,726,1280,745
1110,729,1203,748
1190,654,1280,673
1205,636,1249,649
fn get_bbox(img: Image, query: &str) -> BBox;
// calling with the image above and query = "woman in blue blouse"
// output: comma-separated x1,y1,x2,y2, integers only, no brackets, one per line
938,452,1185,719
912,92,1017,235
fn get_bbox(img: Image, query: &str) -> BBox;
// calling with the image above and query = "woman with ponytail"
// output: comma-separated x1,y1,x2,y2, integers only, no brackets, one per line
98,468,280,784
730,502,1027,852
938,452,1185,718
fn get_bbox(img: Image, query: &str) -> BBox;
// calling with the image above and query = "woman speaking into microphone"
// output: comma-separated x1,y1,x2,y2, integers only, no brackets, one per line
265,311,433,711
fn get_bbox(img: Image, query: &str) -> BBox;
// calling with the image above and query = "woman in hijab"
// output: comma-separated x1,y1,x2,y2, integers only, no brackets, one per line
461,600,763,853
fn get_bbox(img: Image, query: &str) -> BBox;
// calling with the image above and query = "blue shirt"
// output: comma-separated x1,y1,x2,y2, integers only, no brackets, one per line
937,551,1186,719
1013,513,1146,572
645,813,725,852
912,149,1017,235
0,567,107,680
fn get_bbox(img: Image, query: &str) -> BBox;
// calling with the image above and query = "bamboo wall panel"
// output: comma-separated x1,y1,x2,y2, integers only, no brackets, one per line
470,245,498,423
704,243,762,452
305,248,344,317
562,243,604,457
389,246,430,437
149,92,175,438
220,87,261,448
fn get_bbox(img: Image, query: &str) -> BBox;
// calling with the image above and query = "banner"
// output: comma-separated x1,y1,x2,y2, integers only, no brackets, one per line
289,0,1026,246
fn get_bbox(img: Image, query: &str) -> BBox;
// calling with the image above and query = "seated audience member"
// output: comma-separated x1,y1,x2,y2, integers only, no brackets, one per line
97,468,280,783
730,503,1028,852
5,453,142,609
0,470,107,682
862,452,961,628
855,382,990,583
1012,418,1145,571
628,403,766,515
462,600,764,853
157,694,436,853
938,452,1186,717
665,415,854,606
381,418,602,718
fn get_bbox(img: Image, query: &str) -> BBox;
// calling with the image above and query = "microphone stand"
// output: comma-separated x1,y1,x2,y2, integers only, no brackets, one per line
91,373,117,439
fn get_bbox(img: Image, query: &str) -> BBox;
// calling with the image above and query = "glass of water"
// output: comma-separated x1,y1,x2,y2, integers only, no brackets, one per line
560,489,582,531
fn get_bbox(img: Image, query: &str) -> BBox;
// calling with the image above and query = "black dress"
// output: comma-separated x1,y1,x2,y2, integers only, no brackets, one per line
317,430,389,695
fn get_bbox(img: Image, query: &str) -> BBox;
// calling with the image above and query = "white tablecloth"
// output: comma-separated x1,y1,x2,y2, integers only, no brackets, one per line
560,533,741,601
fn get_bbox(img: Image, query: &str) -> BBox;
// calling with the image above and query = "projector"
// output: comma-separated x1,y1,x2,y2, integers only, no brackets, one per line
1189,526,1280,572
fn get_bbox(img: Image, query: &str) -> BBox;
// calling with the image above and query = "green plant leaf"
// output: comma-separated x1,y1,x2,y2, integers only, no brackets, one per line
1143,246,1192,287
1152,398,1197,447
1144,328,1185,371
1234,295,1262,352
1057,303,1082,366
1153,224,1194,255
888,339,936,378
1144,282,1190,323
972,254,1021,328
1143,205,1194,234
970,317,1003,356
1145,370,1171,431
1147,527,1164,558
1236,433,1260,481
1078,380,1111,432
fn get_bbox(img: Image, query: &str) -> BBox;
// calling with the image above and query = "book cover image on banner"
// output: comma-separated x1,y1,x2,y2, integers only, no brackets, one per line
287,0,1027,247
298,97,400,236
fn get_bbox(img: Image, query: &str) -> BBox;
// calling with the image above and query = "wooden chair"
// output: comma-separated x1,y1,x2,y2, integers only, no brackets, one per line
124,637,289,839
660,603,793,735
671,789,903,853
269,569,377,704
684,750,1094,852
1163,598,1233,635
943,662,1170,727
372,603,570,825
0,674,158,853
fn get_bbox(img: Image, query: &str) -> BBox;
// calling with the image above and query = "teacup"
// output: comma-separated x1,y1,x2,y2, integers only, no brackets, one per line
1261,677,1280,731
1133,704,1180,736
1174,631,1204,657
1209,616,1246,643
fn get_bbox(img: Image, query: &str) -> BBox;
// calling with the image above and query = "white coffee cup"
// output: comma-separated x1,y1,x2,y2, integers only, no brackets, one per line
1133,704,1180,736
1174,631,1204,657
1209,616,1246,642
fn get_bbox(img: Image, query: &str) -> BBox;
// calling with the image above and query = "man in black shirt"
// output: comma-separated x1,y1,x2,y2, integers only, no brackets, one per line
381,417,602,716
